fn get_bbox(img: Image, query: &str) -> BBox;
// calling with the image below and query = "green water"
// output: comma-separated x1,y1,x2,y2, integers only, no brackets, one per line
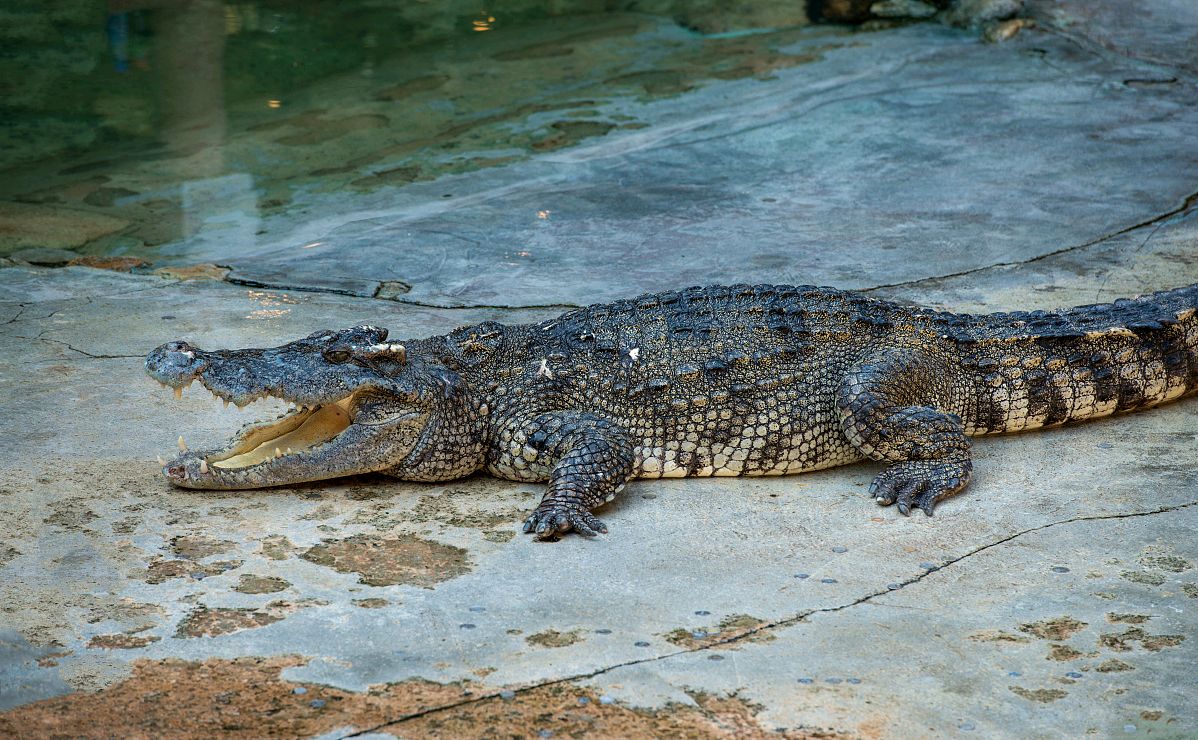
0,0,824,260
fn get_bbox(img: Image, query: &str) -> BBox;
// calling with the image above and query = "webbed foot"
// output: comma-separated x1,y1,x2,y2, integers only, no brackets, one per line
522,504,608,541
870,455,972,516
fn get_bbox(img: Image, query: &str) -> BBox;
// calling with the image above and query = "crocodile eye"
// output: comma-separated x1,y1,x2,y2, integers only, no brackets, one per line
323,348,352,364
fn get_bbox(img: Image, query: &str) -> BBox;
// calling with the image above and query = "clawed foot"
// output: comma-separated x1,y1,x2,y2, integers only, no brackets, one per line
870,457,972,516
522,504,608,540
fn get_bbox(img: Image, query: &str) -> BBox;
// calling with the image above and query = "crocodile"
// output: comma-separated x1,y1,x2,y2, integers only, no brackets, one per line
145,283,1198,540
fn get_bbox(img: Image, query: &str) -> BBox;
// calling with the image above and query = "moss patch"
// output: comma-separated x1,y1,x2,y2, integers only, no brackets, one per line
1009,686,1068,703
300,534,471,588
526,629,583,648
1018,617,1087,641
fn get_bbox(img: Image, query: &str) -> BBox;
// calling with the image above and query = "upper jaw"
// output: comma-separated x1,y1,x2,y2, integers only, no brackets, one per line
145,339,350,409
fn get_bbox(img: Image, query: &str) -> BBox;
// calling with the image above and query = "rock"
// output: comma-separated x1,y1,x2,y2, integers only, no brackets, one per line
942,0,1023,27
9,247,79,266
0,202,129,253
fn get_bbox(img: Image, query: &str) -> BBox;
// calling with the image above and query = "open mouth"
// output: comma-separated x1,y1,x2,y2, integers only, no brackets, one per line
152,377,357,479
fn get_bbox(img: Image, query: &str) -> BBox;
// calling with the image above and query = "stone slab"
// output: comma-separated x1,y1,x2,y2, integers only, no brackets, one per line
207,23,1198,307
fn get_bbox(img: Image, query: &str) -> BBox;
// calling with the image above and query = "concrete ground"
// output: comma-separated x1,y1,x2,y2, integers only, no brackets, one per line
2,1,1197,737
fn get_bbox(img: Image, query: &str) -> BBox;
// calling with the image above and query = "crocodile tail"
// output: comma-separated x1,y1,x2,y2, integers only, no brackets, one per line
956,283,1198,435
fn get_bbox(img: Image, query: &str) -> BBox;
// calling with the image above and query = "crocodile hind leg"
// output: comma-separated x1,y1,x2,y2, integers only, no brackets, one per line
837,351,972,515
517,412,637,540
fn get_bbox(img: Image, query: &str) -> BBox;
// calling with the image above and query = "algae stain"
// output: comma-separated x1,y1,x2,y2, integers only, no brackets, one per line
169,534,235,560
300,534,471,588
525,629,583,648
1018,617,1087,641
1046,644,1083,661
233,574,291,594
87,634,161,650
1098,628,1185,653
664,614,774,649
1009,686,1068,703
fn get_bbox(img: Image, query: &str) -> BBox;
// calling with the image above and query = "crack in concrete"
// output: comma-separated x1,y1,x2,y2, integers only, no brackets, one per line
1034,22,1198,80
33,333,142,361
342,498,1198,738
862,186,1198,295
220,184,1197,314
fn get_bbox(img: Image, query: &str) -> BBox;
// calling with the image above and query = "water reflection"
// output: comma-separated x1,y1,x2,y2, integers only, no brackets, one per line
0,1,817,262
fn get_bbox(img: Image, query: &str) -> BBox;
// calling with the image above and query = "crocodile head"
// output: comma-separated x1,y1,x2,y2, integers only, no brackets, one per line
145,325,485,489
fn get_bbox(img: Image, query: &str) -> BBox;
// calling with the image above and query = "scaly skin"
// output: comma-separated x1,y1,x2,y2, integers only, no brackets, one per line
146,283,1198,539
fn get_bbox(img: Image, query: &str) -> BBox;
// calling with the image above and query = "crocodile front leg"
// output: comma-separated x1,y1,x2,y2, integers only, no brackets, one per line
837,351,972,516
512,412,637,540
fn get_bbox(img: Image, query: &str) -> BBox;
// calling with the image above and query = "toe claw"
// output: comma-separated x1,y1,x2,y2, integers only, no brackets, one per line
897,500,912,516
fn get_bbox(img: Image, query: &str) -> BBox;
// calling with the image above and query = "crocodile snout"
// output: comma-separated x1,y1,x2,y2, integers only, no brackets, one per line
145,340,208,388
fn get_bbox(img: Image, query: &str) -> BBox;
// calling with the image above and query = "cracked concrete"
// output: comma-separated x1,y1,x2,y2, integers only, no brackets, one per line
2,1,1198,737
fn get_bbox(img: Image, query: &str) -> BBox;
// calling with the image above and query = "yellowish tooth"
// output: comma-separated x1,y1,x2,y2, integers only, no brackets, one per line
286,447,293,455
156,455,166,466
199,460,209,474
275,447,283,458
223,400,230,409
174,386,183,400
177,435,187,452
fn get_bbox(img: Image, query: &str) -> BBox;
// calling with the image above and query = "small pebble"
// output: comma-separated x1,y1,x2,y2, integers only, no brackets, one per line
468,605,486,612
694,610,711,616
1124,724,1137,733
1008,671,1022,677
708,654,724,661
959,722,976,731
161,315,175,320
538,730,553,738
794,573,810,579
634,640,651,647
599,695,615,705
1066,671,1083,679
919,562,937,571
797,678,813,684
292,687,308,695
192,572,206,580
641,493,657,499
1097,442,1114,449
1051,566,1070,573
577,697,590,705
594,628,612,634
309,699,326,709
847,678,862,685
820,578,838,584
500,690,516,701
887,583,901,590
831,546,848,553
459,623,476,630
691,631,707,639
825,677,842,684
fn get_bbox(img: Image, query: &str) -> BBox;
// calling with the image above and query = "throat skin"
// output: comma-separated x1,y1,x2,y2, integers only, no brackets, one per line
146,282,1198,539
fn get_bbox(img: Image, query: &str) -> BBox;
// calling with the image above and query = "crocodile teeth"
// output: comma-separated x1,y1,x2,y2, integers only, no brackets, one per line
174,386,183,400
156,455,166,466
223,400,230,409
199,460,209,474
275,447,283,459
177,435,187,452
